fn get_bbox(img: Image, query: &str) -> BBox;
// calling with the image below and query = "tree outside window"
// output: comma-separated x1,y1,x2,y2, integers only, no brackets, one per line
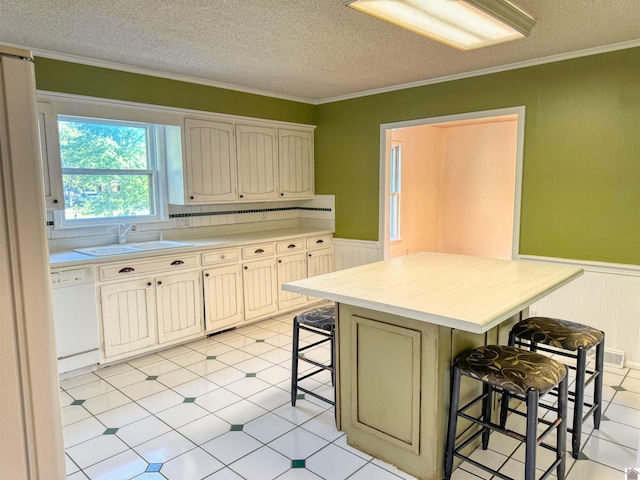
58,116,160,224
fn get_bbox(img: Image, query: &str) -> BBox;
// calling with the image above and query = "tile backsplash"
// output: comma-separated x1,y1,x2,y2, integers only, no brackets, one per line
46,195,334,247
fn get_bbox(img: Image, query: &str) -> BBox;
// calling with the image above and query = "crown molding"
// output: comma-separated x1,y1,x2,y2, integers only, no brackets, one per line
29,47,317,105
15,38,640,107
316,39,640,104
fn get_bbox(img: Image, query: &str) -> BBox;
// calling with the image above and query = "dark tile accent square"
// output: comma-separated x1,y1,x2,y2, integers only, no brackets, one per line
245,373,257,378
611,385,626,392
230,424,243,431
207,355,217,360
577,452,589,461
255,339,265,343
296,393,305,400
146,376,158,381
70,400,85,406
103,428,119,435
146,463,163,472
291,459,306,468
183,397,196,403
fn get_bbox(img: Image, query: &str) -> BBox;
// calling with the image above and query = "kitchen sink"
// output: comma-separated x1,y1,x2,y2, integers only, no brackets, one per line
74,240,192,256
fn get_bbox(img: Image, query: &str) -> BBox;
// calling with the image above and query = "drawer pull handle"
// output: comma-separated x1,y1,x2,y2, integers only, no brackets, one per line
157,281,162,285
171,260,184,266
119,267,135,274
254,248,264,254
147,282,152,287
316,239,324,244
287,244,296,249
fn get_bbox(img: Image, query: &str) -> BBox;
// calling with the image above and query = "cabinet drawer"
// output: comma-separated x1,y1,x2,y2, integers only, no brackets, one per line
306,235,332,250
242,243,275,259
99,253,199,281
276,238,305,254
202,249,240,266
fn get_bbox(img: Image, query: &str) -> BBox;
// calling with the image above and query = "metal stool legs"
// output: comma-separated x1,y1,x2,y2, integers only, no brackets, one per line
291,314,336,407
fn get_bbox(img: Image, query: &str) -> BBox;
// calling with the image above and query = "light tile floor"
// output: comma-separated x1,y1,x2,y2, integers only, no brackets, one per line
61,306,640,479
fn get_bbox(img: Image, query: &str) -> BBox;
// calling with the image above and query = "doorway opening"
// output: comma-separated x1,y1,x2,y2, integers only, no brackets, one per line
379,107,525,260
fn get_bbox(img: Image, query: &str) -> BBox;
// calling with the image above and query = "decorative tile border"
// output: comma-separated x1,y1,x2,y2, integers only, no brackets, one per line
169,206,331,219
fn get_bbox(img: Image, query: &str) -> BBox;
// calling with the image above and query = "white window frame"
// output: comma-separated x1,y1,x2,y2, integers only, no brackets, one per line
389,144,402,242
45,96,178,229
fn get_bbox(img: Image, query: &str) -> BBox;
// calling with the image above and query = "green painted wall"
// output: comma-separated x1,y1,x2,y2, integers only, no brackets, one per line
34,50,640,265
34,58,316,125
315,48,640,265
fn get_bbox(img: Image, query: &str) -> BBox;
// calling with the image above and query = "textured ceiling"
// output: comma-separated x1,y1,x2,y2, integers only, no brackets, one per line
1,0,639,102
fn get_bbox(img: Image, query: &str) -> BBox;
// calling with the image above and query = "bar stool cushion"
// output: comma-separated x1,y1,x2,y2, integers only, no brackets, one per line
457,345,567,396
512,317,604,351
295,306,335,331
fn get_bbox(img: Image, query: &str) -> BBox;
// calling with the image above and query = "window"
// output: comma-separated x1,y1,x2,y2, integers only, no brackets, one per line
55,115,170,227
389,144,402,241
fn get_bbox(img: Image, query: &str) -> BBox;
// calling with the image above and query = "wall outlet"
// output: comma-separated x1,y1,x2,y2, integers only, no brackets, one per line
174,218,190,228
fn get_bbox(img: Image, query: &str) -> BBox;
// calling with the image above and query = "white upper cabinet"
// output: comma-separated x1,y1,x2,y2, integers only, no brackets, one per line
185,119,237,202
169,115,314,205
236,124,279,201
278,128,314,199
37,102,64,210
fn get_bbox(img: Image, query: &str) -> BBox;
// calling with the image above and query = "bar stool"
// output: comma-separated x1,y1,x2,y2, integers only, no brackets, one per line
503,317,604,458
445,345,568,480
291,305,336,407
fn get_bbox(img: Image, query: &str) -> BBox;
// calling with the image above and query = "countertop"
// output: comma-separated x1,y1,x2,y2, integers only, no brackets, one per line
50,227,333,268
282,251,583,334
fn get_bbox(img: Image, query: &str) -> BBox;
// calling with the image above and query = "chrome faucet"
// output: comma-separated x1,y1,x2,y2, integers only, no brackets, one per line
118,222,137,244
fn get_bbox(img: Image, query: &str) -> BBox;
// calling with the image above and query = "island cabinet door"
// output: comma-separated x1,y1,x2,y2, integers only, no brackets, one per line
242,258,278,321
276,252,307,310
203,264,244,332
236,124,278,201
100,279,157,359
156,271,202,344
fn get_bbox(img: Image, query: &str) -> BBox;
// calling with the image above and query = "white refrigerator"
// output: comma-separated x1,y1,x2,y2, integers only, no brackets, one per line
0,45,66,478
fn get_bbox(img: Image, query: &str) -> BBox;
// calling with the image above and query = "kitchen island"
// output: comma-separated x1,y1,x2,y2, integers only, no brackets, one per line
282,252,582,480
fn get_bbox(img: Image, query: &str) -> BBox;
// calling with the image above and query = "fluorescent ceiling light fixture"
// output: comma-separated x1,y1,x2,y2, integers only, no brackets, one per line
344,0,536,51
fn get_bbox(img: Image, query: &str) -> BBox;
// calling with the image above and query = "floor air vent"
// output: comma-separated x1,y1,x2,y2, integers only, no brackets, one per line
588,347,625,369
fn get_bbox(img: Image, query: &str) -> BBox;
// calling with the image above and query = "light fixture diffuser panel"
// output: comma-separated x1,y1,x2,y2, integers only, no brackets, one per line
344,0,535,51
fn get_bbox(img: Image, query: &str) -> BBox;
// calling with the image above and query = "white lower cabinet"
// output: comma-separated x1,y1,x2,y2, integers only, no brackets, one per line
203,264,244,332
242,257,278,321
100,278,157,359
156,271,202,344
97,233,333,361
277,252,308,310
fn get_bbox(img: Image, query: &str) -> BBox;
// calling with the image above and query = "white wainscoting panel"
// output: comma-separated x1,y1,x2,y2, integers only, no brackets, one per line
523,255,640,367
333,238,381,271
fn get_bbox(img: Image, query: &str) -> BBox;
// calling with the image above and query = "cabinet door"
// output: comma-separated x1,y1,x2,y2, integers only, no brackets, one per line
236,124,278,201
37,102,64,210
203,264,244,332
156,271,202,344
185,119,237,202
242,257,278,321
278,128,313,199
100,279,156,359
277,252,308,310
307,247,334,302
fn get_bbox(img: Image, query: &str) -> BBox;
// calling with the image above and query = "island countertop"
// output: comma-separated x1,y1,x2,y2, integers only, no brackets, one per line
282,251,583,334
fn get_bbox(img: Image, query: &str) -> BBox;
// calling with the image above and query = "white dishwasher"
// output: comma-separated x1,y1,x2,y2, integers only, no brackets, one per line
51,266,101,374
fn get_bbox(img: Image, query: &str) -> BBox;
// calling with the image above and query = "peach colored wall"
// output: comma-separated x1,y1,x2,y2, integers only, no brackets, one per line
437,120,517,258
388,119,517,260
389,126,441,257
